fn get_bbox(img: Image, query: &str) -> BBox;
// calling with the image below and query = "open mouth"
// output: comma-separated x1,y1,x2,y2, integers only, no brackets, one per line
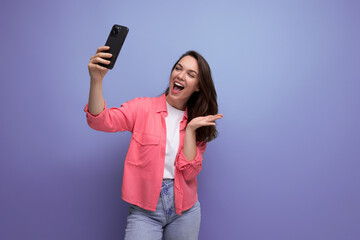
172,82,184,93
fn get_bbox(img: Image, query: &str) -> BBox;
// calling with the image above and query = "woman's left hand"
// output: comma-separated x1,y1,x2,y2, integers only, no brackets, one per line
187,114,223,132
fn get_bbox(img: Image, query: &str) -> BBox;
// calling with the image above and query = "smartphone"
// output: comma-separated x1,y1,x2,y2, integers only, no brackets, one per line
99,24,129,69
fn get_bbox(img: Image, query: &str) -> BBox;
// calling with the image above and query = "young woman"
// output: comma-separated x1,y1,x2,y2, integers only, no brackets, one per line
85,46,223,240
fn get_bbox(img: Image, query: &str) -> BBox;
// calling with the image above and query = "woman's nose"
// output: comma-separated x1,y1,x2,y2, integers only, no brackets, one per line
177,71,186,79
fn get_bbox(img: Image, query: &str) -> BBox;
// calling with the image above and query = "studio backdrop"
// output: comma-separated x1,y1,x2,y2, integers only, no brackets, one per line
1,0,359,239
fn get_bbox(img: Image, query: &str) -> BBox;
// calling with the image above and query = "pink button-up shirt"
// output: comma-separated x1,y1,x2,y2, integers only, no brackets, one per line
84,94,207,215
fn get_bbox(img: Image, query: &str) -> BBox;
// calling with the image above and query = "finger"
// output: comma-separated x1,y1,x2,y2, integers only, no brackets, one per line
203,113,223,119
91,57,111,65
205,115,223,122
96,46,110,53
98,65,108,71
199,122,216,127
96,52,112,59
88,61,108,71
90,53,112,62
91,64,108,71
212,114,223,118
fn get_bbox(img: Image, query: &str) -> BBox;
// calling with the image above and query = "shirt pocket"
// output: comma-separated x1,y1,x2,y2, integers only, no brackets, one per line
126,131,160,167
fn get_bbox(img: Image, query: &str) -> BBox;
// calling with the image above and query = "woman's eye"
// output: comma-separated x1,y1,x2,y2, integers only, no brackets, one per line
175,67,181,71
188,73,195,78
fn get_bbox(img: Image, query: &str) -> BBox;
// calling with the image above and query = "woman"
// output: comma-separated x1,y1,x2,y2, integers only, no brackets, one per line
85,46,223,240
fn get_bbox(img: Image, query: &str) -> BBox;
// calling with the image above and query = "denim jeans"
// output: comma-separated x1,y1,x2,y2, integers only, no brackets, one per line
124,179,201,240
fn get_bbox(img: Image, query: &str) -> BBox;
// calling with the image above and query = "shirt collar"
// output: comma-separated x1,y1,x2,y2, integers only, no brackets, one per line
155,93,168,113
155,93,188,120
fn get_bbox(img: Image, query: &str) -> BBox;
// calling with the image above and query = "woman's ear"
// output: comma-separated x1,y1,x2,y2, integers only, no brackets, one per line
195,86,200,92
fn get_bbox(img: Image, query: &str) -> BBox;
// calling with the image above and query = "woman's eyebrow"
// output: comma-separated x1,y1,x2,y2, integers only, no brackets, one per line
177,63,198,75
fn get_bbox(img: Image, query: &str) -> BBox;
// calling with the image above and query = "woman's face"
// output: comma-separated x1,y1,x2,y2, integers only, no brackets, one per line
166,55,200,110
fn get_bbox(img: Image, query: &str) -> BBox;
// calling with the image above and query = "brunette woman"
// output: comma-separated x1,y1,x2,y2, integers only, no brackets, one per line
85,46,223,240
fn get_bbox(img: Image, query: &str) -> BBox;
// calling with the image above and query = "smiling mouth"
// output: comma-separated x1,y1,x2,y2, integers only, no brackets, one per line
173,82,184,93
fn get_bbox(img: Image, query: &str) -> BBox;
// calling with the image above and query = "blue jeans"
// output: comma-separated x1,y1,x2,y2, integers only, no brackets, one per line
124,180,201,240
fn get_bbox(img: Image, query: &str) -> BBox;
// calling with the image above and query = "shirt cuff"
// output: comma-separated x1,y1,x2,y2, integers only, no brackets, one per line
84,100,107,118
176,147,202,171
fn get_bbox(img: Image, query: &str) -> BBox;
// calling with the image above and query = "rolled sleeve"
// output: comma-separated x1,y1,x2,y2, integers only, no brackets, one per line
84,98,139,133
84,100,107,118
176,141,207,181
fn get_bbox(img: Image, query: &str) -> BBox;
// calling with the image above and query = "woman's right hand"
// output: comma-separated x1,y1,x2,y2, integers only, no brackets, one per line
88,46,112,81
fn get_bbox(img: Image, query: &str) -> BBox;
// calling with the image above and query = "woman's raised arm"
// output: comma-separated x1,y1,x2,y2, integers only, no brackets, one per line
87,46,112,116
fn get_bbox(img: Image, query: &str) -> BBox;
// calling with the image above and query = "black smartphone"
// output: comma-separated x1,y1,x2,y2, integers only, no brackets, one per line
99,24,129,69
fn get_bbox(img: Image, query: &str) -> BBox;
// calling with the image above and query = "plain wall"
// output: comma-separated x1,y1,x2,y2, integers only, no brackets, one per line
1,0,359,239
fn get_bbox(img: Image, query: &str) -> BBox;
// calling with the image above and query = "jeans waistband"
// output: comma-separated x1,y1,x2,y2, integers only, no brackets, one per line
162,179,174,189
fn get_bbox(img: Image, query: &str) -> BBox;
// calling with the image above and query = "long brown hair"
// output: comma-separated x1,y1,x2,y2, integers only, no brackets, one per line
166,50,218,142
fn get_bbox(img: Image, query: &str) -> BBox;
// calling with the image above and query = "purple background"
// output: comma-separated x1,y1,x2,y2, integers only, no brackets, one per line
1,0,359,239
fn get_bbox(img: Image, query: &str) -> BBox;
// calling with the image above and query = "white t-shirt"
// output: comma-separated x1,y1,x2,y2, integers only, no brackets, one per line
163,102,185,179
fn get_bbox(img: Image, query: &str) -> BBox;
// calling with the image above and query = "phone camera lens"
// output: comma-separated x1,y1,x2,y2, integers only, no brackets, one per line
111,25,120,35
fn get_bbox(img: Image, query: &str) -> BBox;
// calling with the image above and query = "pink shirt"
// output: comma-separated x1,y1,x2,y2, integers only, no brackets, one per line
84,94,207,215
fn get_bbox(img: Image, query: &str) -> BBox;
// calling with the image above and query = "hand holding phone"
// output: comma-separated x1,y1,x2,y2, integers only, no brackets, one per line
88,46,112,81
98,24,129,69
